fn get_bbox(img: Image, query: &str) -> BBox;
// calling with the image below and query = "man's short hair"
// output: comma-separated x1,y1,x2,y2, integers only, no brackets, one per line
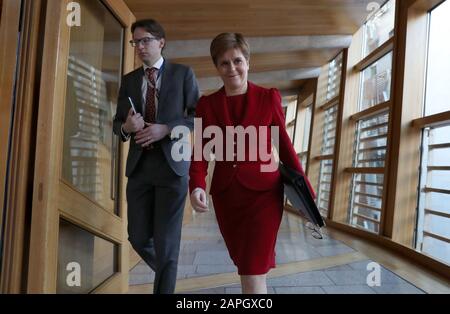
131,19,166,40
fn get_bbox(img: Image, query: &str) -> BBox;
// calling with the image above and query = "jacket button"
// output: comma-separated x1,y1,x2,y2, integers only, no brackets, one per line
233,164,237,168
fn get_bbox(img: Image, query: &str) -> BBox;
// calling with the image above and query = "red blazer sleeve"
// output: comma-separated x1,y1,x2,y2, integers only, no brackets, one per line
271,89,317,199
189,96,209,194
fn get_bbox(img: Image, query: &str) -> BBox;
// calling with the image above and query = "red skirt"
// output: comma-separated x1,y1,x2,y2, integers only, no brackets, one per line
211,180,284,275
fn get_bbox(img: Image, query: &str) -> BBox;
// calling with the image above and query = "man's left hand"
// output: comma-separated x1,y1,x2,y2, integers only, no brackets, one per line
135,123,170,148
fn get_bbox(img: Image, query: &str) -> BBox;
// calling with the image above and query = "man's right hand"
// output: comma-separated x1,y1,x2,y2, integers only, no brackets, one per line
123,108,145,134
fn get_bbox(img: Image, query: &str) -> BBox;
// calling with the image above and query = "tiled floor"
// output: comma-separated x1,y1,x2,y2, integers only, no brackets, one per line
129,208,425,294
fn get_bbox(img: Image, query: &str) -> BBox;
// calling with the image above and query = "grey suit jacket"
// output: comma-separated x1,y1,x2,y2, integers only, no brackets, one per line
113,61,200,177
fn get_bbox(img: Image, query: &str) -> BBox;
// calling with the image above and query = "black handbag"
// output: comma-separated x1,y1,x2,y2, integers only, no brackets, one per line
279,163,325,237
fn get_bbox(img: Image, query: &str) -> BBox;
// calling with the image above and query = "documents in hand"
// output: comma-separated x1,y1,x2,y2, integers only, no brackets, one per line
128,97,137,114
279,163,325,238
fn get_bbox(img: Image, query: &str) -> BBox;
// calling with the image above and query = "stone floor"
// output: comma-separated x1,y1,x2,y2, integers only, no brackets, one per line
129,208,425,294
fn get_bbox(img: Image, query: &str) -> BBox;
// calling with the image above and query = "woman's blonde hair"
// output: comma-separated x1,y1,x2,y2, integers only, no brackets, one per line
210,33,250,66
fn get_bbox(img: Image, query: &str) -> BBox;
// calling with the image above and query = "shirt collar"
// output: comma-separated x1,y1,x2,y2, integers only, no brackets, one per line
143,57,164,72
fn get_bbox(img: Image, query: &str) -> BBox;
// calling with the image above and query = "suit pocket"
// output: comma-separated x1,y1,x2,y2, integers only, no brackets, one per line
236,163,281,191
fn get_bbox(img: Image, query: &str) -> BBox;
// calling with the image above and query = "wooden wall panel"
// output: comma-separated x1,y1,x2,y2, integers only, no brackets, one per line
124,0,384,40
172,49,340,78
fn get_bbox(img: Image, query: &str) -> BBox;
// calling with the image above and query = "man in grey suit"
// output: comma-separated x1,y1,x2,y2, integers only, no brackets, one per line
113,19,199,294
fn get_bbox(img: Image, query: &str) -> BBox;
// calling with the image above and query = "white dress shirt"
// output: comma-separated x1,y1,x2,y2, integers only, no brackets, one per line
121,57,165,139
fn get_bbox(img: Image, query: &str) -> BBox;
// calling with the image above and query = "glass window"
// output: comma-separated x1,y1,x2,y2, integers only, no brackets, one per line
415,1,450,265
360,52,392,110
416,125,450,265
349,173,384,233
57,219,118,293
301,105,312,153
284,96,298,141
321,105,338,155
61,0,124,213
317,159,333,217
346,1,395,235
348,111,387,234
285,97,297,124
424,0,450,116
327,53,343,100
314,52,343,217
354,111,389,168
363,0,396,57
299,154,308,172
291,96,312,169
316,103,338,218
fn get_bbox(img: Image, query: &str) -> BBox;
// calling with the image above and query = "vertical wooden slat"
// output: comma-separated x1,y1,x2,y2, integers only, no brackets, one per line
114,0,136,293
1,0,45,294
377,0,399,238
331,29,363,223
308,52,345,218
315,62,330,108
309,65,329,195
305,79,318,178
327,48,348,220
0,0,21,268
384,0,435,245
28,0,71,293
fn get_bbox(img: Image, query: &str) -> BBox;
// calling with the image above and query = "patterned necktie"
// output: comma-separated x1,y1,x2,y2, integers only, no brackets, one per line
145,67,158,123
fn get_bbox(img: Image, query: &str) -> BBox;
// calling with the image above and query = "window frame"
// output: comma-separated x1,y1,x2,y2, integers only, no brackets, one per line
308,51,347,219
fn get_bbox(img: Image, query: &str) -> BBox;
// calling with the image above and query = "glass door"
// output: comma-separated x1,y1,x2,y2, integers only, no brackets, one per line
28,0,135,293
58,0,124,293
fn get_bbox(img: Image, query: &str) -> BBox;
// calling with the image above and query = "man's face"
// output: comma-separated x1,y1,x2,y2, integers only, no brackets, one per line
132,27,165,65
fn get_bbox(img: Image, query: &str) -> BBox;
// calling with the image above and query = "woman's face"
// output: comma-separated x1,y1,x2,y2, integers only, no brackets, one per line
215,48,249,92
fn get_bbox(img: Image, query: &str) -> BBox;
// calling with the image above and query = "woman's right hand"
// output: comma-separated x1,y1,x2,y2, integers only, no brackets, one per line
190,188,209,213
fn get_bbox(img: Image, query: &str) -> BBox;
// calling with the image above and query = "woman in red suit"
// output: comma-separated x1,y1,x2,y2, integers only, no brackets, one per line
189,33,316,294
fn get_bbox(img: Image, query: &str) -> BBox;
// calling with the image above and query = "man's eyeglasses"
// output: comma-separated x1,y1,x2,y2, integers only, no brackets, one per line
129,37,160,47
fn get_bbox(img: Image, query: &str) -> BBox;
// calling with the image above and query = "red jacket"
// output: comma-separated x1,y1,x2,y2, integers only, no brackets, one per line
189,82,316,198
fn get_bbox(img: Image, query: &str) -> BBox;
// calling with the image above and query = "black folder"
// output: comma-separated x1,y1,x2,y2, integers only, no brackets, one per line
279,163,325,228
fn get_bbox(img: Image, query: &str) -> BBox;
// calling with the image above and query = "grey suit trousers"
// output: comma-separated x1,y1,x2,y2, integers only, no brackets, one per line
126,146,187,294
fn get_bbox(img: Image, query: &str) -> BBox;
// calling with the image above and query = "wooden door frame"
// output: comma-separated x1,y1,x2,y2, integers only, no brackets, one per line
27,0,135,293
0,0,48,293
0,1,21,215
0,0,22,288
